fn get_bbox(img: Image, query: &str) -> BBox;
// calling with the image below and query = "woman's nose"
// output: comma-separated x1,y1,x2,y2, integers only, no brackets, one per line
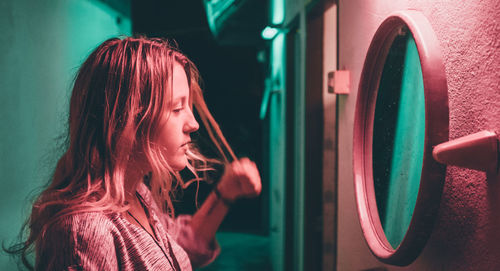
184,110,199,133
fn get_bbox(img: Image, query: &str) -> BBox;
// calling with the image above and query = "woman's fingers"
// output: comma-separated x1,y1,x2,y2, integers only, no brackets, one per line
237,159,262,197
219,158,262,200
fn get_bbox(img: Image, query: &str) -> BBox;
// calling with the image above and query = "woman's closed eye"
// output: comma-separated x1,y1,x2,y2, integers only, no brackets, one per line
173,106,184,113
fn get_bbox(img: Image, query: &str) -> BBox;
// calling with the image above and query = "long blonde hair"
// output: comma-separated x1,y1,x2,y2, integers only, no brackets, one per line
10,36,236,269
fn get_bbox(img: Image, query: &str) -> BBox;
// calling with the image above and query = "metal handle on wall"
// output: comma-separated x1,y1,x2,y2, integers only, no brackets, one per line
433,130,499,173
259,77,282,120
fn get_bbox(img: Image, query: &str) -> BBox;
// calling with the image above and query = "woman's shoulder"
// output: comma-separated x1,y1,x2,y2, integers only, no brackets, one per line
37,211,122,269
46,211,121,242
56,210,117,227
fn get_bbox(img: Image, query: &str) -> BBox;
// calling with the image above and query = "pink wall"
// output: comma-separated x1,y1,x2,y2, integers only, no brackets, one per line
337,0,500,270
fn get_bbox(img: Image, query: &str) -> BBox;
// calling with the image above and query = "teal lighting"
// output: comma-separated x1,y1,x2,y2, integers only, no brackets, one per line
261,26,279,40
373,33,425,249
271,0,284,25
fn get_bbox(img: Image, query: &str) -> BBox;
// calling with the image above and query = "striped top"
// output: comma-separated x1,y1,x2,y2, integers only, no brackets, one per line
36,183,220,270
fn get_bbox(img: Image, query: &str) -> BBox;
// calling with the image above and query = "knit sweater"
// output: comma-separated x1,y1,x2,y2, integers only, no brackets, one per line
36,183,220,271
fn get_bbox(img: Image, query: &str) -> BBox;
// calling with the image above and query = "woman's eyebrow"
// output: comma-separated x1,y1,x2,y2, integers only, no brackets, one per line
173,97,187,104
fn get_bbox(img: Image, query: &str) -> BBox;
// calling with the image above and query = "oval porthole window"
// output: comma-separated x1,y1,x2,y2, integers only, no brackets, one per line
353,10,449,266
373,29,425,250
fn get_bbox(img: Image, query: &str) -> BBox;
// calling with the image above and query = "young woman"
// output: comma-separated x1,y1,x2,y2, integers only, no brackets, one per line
10,37,261,270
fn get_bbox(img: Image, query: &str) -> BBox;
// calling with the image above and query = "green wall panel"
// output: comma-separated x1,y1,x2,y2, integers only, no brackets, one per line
0,0,130,268
268,31,286,271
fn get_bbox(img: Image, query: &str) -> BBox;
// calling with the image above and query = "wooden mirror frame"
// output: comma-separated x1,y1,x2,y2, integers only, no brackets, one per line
353,10,449,266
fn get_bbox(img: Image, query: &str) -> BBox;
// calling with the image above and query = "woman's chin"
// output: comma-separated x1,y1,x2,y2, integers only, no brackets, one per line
169,157,188,171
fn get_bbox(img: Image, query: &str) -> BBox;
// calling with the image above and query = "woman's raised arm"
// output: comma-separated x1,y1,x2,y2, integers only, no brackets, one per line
190,158,262,243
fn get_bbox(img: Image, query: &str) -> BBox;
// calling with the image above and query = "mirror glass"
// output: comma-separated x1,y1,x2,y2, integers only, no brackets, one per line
372,29,425,249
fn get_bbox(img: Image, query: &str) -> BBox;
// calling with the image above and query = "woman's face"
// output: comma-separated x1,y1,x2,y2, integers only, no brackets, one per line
156,63,199,171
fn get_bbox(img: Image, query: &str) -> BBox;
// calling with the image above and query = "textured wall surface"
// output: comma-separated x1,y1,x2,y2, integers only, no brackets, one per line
337,0,500,270
0,0,130,269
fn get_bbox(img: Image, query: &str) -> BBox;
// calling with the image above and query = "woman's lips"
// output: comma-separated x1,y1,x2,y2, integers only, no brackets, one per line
180,141,191,151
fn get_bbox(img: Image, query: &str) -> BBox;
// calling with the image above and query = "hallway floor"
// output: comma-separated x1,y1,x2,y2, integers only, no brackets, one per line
198,232,272,271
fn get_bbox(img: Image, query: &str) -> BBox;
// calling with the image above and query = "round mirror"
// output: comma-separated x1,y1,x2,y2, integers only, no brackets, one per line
353,10,449,266
373,29,425,249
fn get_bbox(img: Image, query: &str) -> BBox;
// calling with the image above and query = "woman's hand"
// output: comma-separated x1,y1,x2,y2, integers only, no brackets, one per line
216,158,262,202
